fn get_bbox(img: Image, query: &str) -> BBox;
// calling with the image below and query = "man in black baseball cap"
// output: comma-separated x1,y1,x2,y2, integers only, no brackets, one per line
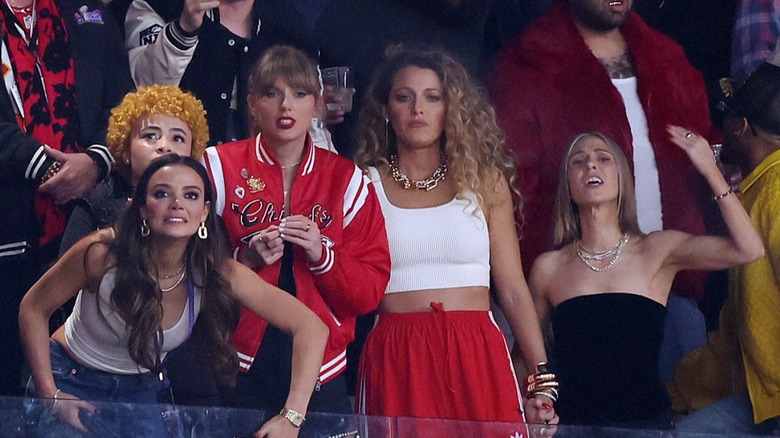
669,59,780,435
720,61,780,169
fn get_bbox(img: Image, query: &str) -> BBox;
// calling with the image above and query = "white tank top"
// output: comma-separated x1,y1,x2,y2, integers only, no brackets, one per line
64,269,202,374
368,167,490,294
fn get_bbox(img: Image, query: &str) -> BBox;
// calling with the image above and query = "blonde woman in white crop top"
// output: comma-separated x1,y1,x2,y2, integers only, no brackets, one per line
353,46,558,430
19,156,328,436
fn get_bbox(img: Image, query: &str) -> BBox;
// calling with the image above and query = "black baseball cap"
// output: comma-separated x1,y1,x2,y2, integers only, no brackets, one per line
729,62,780,135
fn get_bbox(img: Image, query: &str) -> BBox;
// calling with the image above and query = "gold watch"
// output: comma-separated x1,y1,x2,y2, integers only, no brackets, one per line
279,408,306,427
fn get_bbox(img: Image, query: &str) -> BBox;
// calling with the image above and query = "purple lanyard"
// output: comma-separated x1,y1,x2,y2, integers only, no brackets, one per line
187,279,196,336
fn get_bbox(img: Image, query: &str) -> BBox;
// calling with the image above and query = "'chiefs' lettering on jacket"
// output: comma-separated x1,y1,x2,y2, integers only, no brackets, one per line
202,134,391,383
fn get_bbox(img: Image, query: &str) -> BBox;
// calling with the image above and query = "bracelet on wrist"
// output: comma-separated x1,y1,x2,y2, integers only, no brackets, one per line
713,187,734,201
49,388,61,412
40,161,62,184
524,361,560,402
279,407,306,428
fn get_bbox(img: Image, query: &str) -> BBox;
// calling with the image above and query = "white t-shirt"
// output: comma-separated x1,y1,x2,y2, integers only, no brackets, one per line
613,77,663,233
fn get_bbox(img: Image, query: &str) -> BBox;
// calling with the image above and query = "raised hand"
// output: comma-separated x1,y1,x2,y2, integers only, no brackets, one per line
179,0,220,33
667,125,720,177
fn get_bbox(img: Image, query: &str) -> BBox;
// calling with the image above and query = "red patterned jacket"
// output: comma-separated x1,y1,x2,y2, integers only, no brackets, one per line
491,3,720,300
203,134,390,382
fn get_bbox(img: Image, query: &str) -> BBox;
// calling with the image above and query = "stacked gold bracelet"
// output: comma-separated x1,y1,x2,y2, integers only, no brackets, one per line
524,361,560,402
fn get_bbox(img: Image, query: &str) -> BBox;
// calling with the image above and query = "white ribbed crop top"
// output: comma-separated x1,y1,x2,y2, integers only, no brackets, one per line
64,269,202,374
369,167,490,294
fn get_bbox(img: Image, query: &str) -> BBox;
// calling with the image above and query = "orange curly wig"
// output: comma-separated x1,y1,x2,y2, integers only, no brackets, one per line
107,85,209,178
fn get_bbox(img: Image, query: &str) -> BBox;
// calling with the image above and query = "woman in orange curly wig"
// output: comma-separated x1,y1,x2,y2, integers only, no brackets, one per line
60,85,209,253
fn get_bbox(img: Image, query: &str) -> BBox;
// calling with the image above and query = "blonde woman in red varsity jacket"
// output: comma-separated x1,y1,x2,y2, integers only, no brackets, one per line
202,45,390,418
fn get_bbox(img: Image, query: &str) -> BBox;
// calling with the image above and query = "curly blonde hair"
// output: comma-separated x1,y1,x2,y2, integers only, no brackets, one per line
107,85,209,179
354,45,521,214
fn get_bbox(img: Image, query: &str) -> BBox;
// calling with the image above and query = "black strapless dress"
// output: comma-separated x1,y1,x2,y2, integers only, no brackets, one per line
551,293,673,429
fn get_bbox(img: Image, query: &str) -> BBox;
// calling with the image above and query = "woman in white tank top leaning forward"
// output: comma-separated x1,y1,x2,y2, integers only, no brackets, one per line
353,45,558,432
19,155,327,437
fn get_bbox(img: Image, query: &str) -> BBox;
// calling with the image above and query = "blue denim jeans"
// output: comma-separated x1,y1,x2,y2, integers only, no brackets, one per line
676,393,780,436
658,294,707,382
24,341,172,437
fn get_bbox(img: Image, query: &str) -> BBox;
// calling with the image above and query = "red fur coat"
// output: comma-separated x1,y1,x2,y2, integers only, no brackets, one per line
491,3,719,300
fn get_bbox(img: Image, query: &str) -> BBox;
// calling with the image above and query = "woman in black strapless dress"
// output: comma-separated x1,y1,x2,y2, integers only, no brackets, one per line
528,128,764,430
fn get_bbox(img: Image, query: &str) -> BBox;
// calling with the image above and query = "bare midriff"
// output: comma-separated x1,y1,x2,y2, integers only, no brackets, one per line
378,286,490,313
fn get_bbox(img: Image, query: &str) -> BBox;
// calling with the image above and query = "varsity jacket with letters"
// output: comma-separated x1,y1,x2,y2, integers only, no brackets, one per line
202,134,390,382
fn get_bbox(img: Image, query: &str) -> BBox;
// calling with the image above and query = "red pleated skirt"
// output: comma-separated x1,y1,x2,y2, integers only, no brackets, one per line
357,304,528,435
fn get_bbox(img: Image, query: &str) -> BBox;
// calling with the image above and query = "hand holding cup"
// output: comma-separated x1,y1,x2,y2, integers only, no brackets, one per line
321,66,354,125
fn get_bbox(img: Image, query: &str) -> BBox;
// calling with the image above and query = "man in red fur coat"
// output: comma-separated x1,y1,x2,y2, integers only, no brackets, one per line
491,0,721,381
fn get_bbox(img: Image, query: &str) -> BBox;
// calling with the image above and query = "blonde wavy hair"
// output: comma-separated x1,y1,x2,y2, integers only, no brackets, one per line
107,85,209,179
354,45,520,214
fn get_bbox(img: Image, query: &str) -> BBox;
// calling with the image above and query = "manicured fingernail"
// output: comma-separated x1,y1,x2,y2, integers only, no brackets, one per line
542,403,551,409
280,233,285,238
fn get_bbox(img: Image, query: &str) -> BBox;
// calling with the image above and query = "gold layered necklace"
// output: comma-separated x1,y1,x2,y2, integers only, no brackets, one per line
158,264,186,293
575,233,629,272
160,263,185,280
388,153,447,191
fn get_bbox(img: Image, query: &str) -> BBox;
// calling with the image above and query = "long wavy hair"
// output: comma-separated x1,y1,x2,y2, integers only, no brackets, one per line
108,155,240,386
553,132,644,247
107,85,210,182
354,45,521,214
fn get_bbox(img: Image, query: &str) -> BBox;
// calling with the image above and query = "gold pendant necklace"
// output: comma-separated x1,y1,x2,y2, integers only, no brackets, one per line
388,153,447,191
575,233,629,272
159,263,185,280
280,159,302,170
159,268,186,293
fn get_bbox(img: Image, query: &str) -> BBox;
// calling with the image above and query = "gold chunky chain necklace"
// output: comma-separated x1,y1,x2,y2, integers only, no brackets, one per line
575,233,629,272
388,153,447,191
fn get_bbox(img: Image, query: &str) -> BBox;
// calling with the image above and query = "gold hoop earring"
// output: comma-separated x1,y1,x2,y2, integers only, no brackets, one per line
140,219,150,237
197,222,208,240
